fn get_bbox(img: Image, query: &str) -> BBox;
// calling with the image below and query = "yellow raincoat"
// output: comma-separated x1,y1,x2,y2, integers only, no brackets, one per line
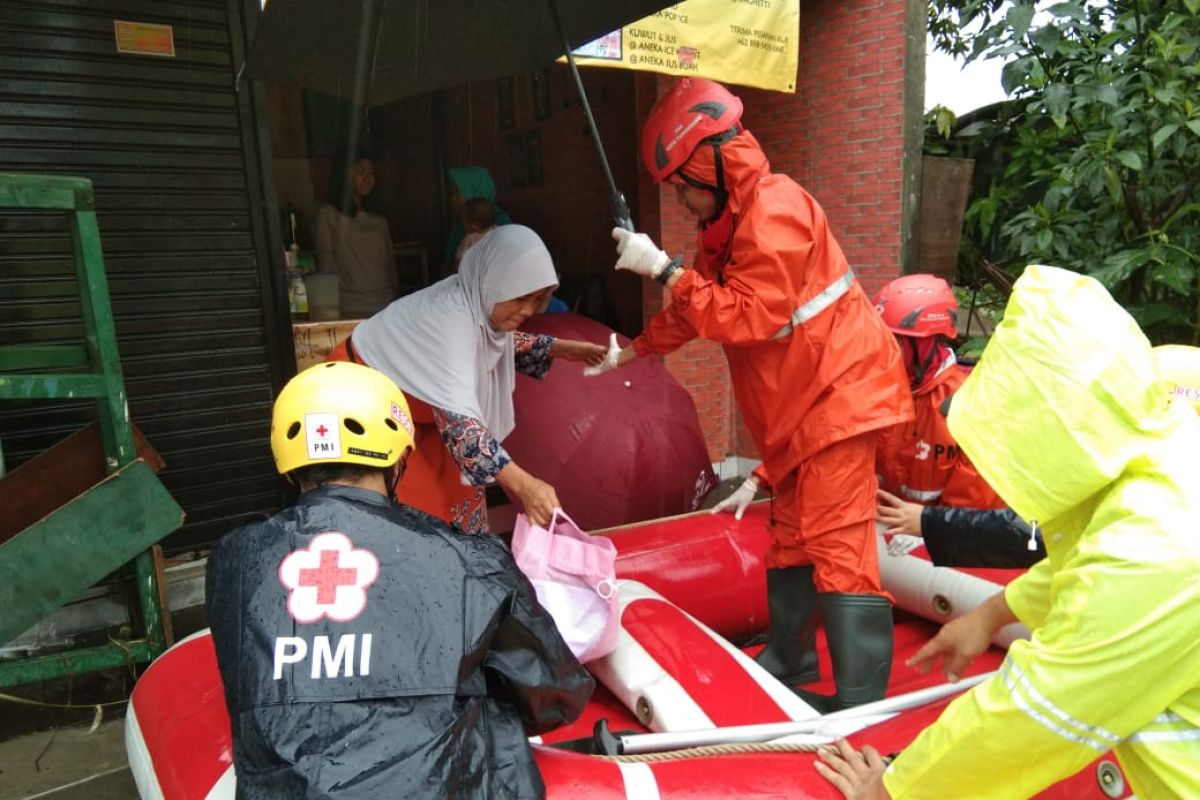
882,266,1200,799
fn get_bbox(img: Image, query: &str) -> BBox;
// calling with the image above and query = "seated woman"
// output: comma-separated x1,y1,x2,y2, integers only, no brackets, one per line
313,150,399,318
327,225,606,533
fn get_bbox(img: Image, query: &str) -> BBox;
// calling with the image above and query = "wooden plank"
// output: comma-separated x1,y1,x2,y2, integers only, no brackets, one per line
0,459,183,645
0,173,91,210
0,640,156,687
0,421,166,544
0,373,106,400
0,344,88,370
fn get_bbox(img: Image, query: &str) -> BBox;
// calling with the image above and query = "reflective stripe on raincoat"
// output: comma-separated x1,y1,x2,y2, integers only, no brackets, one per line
882,266,1200,799
632,130,912,482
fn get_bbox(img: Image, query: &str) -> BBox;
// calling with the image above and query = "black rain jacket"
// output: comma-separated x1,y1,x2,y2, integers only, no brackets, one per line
205,484,593,799
920,505,1046,569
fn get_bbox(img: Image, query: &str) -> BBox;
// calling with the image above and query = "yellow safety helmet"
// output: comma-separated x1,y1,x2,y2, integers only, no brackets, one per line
1152,344,1200,413
270,361,415,475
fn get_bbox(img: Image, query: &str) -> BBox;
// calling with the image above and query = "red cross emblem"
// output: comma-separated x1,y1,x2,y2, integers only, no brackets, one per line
298,549,357,604
315,424,329,437
279,532,379,623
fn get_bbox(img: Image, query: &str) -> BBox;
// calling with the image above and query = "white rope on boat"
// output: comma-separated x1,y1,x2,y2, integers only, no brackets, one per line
599,738,831,763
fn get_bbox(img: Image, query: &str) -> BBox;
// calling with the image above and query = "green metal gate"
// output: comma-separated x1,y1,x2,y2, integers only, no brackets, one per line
0,0,294,553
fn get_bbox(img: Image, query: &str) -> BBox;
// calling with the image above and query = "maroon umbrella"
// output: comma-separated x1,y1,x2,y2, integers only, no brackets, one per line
505,312,717,531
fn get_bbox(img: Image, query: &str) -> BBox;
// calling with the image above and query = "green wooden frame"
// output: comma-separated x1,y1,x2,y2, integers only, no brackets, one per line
0,172,183,687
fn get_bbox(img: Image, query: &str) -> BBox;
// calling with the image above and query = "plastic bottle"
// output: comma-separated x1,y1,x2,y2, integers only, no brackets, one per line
291,272,309,321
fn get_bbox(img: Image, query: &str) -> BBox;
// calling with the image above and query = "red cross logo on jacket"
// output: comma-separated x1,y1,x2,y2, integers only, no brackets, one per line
278,532,379,623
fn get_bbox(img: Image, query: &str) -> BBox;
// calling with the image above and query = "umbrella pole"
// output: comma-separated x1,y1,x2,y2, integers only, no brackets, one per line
338,0,383,211
546,0,634,232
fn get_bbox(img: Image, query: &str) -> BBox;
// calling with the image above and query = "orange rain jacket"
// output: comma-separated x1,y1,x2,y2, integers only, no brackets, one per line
876,364,1005,510
633,131,912,483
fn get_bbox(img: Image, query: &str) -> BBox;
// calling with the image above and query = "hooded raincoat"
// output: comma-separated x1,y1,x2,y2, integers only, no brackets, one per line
882,266,1200,798
206,484,593,800
633,130,912,585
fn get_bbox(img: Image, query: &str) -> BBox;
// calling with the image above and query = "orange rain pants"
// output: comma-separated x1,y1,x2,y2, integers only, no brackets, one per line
768,431,888,597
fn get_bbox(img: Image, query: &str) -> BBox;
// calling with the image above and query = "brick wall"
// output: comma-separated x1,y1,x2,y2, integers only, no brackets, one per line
639,0,917,463
273,0,917,469
441,67,647,337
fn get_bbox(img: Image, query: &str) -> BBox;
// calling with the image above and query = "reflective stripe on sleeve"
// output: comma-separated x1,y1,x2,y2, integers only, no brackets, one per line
1000,658,1121,751
1127,711,1200,743
770,271,855,341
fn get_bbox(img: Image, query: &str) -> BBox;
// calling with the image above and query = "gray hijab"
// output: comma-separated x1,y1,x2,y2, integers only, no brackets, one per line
353,225,557,442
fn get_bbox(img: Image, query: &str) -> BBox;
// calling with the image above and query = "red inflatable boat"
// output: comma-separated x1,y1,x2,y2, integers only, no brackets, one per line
125,505,1132,799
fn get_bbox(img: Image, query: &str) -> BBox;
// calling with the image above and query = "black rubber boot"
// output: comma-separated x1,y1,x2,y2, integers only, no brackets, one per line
797,593,893,713
753,566,820,686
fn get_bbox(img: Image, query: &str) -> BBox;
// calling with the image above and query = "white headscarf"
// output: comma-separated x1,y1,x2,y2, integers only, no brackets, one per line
352,225,558,442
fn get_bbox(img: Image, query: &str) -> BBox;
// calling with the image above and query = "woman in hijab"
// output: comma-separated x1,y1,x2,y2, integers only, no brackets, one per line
444,166,512,268
327,225,606,533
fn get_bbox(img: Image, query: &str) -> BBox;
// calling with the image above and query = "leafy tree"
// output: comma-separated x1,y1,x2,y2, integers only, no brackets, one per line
928,0,1200,344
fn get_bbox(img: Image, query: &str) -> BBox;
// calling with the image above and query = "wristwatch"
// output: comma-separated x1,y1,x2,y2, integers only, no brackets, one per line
655,254,684,286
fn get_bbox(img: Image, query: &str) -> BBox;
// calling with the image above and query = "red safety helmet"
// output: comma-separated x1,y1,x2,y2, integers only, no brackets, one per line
640,78,744,184
873,274,959,338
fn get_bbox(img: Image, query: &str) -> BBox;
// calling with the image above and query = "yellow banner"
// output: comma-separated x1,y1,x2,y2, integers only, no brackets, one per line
571,0,799,93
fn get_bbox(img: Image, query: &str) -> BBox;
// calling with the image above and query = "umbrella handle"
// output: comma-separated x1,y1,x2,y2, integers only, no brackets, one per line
546,0,635,232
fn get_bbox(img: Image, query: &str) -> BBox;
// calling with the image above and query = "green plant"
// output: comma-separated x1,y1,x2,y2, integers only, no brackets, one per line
928,0,1200,344
923,105,960,155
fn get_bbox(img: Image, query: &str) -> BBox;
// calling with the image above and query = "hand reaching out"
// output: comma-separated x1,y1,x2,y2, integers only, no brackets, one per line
583,333,622,377
906,592,1014,682
710,476,760,520
514,475,560,528
497,463,561,528
876,489,924,536
551,338,608,366
814,739,892,800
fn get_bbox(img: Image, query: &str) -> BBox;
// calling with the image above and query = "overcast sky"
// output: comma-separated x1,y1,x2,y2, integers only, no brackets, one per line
924,37,1009,115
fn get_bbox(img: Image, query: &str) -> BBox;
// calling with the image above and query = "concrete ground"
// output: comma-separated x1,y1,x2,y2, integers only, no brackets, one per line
0,718,136,800
0,476,751,799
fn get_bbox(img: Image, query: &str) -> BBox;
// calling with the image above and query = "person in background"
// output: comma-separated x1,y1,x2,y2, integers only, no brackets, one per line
453,197,496,269
815,266,1200,800
313,150,400,318
206,361,593,800
328,225,607,533
588,78,913,711
872,274,1043,569
452,196,567,312
444,166,512,269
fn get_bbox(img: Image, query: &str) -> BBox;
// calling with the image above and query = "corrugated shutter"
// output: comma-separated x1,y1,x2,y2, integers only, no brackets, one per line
0,0,293,552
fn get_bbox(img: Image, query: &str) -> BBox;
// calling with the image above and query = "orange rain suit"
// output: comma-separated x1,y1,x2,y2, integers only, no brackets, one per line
876,364,1006,510
633,131,913,594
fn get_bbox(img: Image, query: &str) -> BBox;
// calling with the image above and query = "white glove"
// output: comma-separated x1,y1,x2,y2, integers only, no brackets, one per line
710,476,760,520
886,534,924,557
583,333,621,377
612,227,670,278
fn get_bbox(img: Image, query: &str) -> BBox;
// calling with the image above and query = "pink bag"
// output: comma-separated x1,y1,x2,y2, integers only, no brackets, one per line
511,509,620,663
